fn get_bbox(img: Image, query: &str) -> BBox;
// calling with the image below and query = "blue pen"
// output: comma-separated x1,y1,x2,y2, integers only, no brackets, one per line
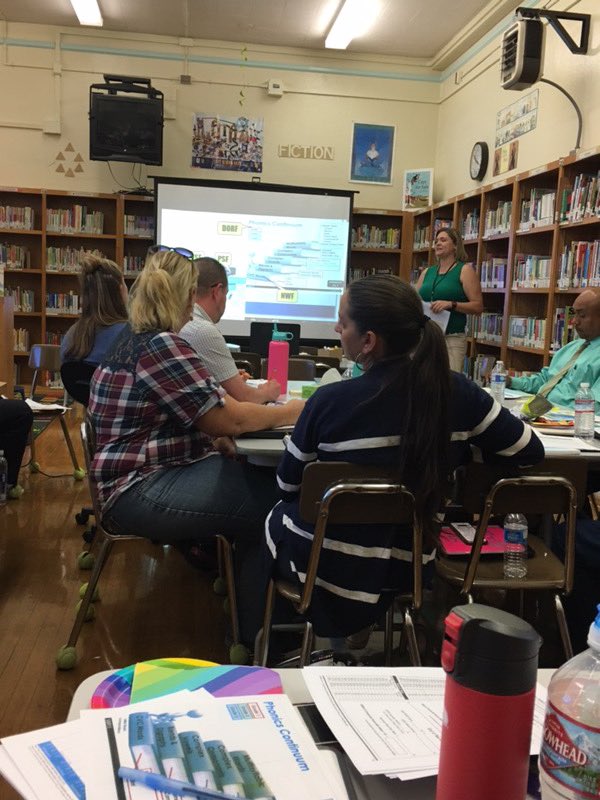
117,766,242,799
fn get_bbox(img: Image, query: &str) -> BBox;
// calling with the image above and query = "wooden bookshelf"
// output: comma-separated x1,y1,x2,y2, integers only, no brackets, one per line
350,208,408,282
0,189,154,388
403,144,600,375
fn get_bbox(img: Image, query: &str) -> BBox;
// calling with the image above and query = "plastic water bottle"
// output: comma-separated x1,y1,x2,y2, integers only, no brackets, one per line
490,360,507,403
539,605,600,799
267,324,292,395
503,512,528,579
0,450,7,506
574,382,595,441
341,361,355,380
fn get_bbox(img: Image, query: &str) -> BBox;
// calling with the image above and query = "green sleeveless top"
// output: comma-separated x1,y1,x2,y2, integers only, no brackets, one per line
418,261,468,335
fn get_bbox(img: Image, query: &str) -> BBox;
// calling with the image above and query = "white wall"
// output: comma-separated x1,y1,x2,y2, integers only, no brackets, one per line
435,0,600,200
0,22,439,209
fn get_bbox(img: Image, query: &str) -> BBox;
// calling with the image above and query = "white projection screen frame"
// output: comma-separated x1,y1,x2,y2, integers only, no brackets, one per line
154,177,354,339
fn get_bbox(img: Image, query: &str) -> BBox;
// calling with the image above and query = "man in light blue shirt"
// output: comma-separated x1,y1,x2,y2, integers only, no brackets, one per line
507,288,600,411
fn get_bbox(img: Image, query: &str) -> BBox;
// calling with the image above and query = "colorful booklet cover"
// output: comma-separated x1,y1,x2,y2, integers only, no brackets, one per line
131,659,283,703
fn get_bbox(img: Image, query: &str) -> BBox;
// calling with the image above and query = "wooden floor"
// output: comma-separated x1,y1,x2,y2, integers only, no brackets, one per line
0,406,228,799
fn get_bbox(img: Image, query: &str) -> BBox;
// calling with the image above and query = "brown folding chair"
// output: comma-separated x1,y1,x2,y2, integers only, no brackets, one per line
254,462,424,667
295,353,340,378
56,412,243,668
234,351,261,378
28,344,83,479
434,462,580,660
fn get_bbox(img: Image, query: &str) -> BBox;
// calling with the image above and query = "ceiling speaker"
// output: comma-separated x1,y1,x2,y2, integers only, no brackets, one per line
501,18,545,90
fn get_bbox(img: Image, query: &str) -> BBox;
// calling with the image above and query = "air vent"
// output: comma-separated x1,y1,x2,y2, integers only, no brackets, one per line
501,18,545,90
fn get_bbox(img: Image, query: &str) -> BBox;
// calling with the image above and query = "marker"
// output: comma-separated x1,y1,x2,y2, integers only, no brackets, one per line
117,767,242,800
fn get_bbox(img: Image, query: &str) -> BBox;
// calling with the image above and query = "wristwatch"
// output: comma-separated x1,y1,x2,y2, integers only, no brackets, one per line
451,301,458,311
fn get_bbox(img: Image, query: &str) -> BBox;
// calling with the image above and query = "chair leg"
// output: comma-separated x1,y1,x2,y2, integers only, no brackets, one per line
218,537,240,647
554,593,574,662
404,609,422,667
66,536,113,648
254,580,277,667
384,603,395,666
299,621,314,667
59,414,82,473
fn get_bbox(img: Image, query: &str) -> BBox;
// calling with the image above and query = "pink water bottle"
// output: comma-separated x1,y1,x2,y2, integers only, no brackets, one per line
436,603,542,800
267,325,292,395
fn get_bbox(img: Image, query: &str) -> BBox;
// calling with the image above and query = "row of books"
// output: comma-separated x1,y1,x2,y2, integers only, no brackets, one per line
47,246,107,272
471,312,503,343
14,327,29,352
483,201,512,237
349,266,392,281
551,306,577,351
556,239,600,289
507,315,546,349
512,253,552,288
469,353,497,385
124,214,154,236
432,217,452,235
413,225,430,249
0,243,31,268
461,209,479,240
45,291,80,315
559,170,600,223
518,189,555,229
479,258,507,288
5,287,35,312
351,225,400,249
45,331,66,346
0,205,36,230
46,206,104,235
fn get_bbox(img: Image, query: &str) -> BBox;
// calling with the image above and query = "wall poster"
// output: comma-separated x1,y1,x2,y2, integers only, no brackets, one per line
192,114,263,172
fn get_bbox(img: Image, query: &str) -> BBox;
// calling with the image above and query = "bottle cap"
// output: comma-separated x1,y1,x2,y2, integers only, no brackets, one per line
271,323,293,342
580,382,590,389
587,604,600,651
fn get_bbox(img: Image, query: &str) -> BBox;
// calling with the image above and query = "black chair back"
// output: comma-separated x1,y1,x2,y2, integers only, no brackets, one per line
60,361,97,406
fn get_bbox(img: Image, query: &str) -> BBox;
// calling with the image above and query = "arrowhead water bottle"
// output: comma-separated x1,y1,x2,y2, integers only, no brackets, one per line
504,511,528,579
539,605,600,799
267,324,292,395
436,604,542,800
574,382,595,441
490,360,507,403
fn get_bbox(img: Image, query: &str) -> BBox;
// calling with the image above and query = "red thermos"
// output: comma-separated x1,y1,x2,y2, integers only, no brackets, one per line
436,604,542,800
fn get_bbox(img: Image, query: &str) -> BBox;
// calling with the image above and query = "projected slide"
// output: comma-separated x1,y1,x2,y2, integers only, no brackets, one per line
161,209,347,322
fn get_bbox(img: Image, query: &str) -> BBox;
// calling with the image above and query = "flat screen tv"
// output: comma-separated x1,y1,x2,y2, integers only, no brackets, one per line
154,177,354,340
89,92,163,166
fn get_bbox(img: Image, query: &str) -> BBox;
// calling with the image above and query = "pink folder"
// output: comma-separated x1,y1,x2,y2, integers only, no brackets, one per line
438,525,505,556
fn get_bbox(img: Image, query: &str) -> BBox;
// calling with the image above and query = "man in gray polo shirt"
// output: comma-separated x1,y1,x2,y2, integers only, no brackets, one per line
180,257,281,403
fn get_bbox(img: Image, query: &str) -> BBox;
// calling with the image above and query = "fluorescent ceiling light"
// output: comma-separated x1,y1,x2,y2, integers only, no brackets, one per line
70,0,103,27
325,0,381,50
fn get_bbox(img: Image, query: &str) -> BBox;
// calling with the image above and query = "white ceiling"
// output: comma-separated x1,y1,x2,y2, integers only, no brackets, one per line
0,0,524,65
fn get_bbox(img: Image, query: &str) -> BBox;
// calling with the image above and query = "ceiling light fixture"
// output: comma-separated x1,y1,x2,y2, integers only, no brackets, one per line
325,0,381,50
70,0,103,27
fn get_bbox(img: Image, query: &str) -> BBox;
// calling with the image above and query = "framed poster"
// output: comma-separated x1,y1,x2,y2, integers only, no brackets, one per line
403,169,433,210
349,123,395,184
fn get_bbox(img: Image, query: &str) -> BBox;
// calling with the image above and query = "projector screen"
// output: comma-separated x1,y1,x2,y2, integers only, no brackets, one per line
154,177,353,340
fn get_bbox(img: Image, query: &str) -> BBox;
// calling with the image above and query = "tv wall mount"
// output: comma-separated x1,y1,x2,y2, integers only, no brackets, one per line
90,74,163,99
515,7,590,55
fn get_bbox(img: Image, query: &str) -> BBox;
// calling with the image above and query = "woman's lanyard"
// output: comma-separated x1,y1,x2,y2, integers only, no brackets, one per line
430,261,458,301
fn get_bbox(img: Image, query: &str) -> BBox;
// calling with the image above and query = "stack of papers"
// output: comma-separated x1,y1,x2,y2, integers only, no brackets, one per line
0,689,338,800
302,667,547,781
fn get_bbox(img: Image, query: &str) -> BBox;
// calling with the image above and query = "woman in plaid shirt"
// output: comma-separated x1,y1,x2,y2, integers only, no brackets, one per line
89,248,303,552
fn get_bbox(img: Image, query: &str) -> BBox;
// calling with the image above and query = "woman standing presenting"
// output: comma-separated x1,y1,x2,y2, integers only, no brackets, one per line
415,227,483,371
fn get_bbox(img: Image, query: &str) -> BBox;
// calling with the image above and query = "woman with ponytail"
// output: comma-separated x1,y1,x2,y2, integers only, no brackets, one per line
243,274,543,643
60,255,128,364
88,247,303,552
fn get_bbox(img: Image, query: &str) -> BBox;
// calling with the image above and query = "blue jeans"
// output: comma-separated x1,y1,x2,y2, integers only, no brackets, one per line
103,455,277,544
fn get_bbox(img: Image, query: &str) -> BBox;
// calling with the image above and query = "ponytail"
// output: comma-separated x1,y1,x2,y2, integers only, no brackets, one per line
129,250,198,333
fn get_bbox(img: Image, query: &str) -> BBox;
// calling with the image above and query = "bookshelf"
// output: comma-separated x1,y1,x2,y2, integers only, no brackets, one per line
403,145,600,377
0,189,154,389
350,208,407,282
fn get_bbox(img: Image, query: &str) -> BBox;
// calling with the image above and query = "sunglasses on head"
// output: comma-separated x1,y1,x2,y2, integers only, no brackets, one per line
148,245,195,261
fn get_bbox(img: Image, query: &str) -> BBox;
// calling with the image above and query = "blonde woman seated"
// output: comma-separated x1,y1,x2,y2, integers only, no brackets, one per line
88,246,303,548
